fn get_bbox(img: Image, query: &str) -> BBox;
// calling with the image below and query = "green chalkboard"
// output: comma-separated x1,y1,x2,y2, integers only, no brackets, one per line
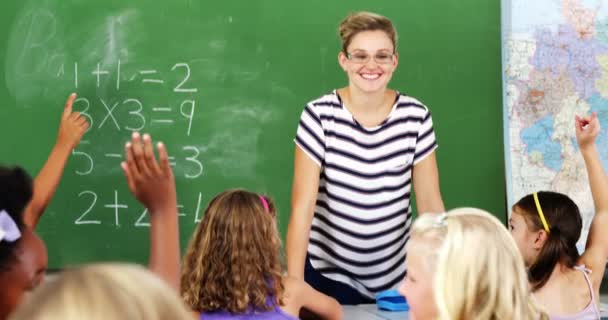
0,0,503,268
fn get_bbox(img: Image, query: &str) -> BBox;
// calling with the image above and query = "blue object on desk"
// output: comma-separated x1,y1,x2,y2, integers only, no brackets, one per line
376,289,409,312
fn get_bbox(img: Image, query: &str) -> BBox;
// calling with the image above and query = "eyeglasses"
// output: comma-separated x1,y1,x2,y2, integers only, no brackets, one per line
346,51,395,64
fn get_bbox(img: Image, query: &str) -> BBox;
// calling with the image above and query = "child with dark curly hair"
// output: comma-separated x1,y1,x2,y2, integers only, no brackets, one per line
181,190,342,320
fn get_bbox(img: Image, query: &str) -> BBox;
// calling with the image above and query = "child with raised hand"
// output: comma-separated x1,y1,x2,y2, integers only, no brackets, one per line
509,112,608,319
0,132,182,319
0,93,87,319
181,189,342,320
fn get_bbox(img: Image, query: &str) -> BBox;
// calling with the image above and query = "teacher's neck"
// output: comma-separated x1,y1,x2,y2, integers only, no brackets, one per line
340,86,392,115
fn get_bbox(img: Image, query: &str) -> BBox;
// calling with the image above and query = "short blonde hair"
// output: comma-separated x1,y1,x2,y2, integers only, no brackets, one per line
9,263,192,320
338,11,397,53
412,208,547,320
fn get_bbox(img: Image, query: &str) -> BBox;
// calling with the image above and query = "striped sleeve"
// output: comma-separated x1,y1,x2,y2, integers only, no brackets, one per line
295,105,326,167
413,109,438,165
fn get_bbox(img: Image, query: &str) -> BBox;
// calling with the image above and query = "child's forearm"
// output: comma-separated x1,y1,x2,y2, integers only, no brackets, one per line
582,144,608,214
24,142,72,228
149,206,181,291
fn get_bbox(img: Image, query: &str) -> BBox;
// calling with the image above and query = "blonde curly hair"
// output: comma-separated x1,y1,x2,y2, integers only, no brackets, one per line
181,189,284,313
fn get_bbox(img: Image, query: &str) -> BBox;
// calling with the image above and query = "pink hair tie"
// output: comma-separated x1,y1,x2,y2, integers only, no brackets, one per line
259,195,269,212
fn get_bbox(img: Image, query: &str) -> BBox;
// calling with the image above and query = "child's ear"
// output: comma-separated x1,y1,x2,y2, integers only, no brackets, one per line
533,230,549,250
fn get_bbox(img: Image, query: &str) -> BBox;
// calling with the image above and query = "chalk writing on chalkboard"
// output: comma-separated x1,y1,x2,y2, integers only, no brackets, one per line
73,190,203,227
65,60,203,228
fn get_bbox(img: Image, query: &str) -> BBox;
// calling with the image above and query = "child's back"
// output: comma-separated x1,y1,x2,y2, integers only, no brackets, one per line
182,190,341,320
534,265,599,320
200,294,295,320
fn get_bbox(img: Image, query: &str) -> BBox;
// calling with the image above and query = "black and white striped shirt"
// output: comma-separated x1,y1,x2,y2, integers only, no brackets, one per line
295,90,438,298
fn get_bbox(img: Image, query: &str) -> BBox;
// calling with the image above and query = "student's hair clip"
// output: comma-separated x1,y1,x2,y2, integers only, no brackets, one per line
0,210,21,243
433,212,448,228
259,195,270,213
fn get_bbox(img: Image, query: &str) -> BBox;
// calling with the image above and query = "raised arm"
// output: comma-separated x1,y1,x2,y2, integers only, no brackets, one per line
122,132,180,291
577,113,608,289
24,93,88,228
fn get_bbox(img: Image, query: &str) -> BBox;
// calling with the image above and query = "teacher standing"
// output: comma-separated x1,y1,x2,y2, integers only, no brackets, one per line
286,11,445,305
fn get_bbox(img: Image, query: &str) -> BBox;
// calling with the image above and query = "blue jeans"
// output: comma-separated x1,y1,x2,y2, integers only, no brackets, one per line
304,255,375,305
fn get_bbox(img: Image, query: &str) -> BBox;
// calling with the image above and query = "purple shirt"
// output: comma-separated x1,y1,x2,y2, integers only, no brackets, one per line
200,297,297,320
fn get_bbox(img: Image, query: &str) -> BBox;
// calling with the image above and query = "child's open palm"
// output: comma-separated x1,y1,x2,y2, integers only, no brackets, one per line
121,132,177,215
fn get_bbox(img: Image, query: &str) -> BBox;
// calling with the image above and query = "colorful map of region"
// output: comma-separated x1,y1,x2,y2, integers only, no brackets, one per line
503,0,608,248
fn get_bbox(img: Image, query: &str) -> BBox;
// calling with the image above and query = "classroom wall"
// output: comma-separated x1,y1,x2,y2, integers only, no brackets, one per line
0,0,503,267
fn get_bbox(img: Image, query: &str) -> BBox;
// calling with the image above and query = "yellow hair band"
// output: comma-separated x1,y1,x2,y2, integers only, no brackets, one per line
533,192,550,233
